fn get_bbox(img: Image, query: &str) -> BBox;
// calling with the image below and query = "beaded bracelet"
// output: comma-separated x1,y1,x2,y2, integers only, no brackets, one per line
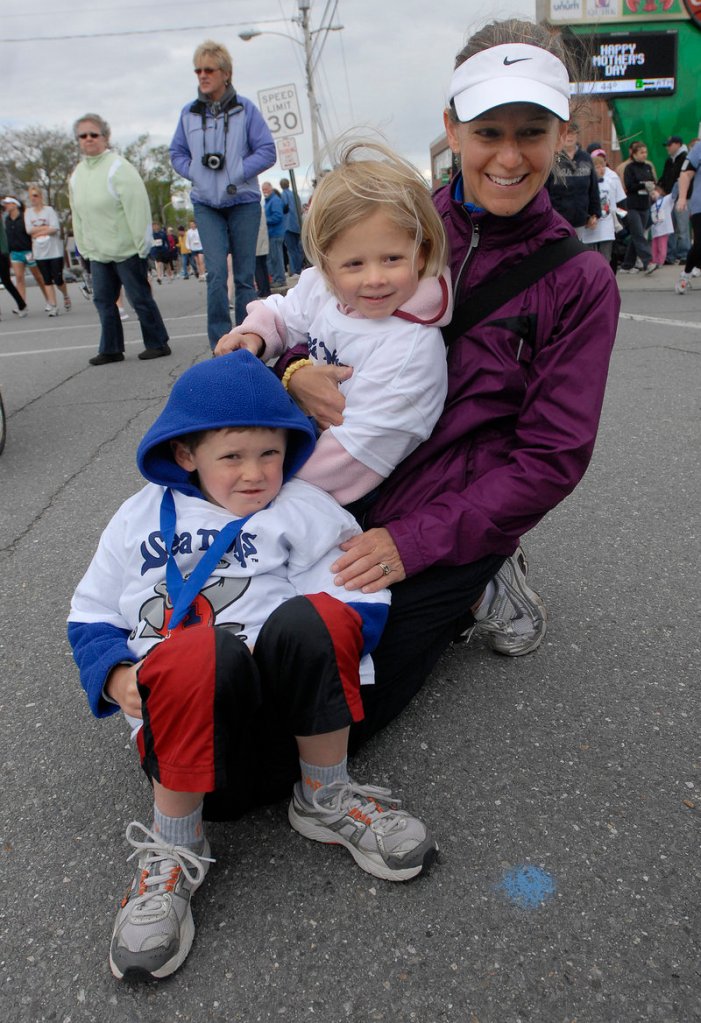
281,358,314,392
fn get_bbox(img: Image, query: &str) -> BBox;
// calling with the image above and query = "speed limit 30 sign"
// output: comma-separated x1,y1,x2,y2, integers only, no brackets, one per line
257,84,304,138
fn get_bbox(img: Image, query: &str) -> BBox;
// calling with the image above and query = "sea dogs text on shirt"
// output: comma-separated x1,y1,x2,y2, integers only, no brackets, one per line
140,528,258,575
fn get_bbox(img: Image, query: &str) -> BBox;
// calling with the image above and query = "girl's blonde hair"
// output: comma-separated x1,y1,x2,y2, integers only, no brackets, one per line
302,138,447,279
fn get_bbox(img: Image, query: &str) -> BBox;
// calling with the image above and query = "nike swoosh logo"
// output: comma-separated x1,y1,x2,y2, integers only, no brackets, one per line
503,57,532,66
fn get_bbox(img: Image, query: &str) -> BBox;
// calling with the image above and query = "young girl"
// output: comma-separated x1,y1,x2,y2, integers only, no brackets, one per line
649,187,675,272
215,140,451,508
579,153,626,265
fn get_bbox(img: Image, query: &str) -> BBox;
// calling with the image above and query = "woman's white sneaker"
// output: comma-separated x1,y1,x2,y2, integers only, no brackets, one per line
471,546,547,656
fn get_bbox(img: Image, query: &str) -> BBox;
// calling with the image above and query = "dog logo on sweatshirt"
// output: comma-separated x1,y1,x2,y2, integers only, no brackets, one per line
135,570,251,641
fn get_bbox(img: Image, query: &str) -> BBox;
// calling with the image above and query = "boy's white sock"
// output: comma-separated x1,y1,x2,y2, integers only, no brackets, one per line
299,757,349,805
153,802,205,852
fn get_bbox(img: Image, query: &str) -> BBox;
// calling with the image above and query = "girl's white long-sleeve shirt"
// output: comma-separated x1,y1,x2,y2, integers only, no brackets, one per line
240,267,451,505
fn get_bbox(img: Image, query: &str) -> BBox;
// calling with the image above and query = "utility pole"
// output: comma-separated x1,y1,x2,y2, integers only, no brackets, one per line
241,2,341,182
298,0,322,182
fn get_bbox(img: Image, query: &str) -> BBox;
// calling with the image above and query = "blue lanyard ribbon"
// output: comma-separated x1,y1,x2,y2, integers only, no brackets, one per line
159,488,251,631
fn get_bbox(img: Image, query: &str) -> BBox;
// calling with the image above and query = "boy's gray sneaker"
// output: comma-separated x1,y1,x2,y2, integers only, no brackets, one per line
471,546,547,656
288,779,437,882
109,821,213,981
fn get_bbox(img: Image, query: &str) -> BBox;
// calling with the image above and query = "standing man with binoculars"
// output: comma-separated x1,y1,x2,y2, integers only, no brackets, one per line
170,40,276,350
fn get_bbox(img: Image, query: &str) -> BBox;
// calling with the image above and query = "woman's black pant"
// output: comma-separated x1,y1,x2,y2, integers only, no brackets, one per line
350,554,504,749
684,212,701,274
623,208,652,269
0,254,26,311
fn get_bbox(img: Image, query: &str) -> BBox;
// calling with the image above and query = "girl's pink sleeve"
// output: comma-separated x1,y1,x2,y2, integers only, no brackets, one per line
240,302,288,359
296,432,384,505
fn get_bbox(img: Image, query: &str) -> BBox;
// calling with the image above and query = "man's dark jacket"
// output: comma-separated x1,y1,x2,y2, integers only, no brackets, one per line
546,147,601,229
657,147,688,195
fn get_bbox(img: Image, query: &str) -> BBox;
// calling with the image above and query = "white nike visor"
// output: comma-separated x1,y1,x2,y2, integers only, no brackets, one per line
447,43,571,123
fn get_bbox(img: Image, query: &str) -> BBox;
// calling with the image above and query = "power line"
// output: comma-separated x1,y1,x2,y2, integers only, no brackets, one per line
0,17,288,44
2,0,253,16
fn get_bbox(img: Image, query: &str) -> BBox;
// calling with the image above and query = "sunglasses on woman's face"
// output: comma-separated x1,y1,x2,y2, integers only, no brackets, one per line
78,132,101,139
194,67,219,75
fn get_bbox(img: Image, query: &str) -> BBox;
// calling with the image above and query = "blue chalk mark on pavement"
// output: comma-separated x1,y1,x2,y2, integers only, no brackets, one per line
498,865,556,909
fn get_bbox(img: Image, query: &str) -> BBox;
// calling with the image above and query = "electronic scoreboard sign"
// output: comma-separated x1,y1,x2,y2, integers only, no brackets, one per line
567,31,677,98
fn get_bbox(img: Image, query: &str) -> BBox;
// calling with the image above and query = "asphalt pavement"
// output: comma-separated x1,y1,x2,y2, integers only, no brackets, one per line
0,264,699,1022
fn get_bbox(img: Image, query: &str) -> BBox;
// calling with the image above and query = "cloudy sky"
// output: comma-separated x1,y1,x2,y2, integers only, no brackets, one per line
2,0,535,188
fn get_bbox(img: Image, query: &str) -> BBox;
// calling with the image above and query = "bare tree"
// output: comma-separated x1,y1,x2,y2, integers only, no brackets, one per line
0,125,77,221
0,125,191,228
123,136,190,225
121,134,151,179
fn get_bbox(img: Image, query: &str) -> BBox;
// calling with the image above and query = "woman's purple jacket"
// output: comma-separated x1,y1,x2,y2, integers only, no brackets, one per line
367,181,620,577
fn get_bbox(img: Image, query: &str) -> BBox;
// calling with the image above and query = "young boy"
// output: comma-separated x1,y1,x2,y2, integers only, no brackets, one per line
68,351,436,982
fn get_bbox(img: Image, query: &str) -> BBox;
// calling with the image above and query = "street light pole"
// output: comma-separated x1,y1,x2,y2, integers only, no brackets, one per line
239,3,342,184
298,0,322,182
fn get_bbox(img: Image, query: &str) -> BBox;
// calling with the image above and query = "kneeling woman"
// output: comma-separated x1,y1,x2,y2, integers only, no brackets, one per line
281,19,621,741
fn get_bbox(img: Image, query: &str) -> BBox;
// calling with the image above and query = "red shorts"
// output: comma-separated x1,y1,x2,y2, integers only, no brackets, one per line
134,594,365,818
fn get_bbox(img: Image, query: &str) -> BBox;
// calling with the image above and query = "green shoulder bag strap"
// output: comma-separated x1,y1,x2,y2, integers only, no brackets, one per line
442,236,586,344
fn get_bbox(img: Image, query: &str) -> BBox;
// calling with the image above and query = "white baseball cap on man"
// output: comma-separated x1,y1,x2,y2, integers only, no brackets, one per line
447,43,571,123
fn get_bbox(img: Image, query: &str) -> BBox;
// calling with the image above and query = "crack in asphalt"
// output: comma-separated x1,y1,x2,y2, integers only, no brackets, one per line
1,357,200,554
